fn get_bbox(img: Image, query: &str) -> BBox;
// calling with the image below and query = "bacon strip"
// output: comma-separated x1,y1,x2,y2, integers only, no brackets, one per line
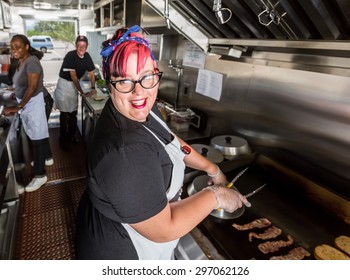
258,234,294,254
248,226,282,242
270,247,311,260
232,218,272,231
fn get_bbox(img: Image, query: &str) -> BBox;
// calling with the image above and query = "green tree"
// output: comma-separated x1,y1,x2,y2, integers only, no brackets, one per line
27,21,75,45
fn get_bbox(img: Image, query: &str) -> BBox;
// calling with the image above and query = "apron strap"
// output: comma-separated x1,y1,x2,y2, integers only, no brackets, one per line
149,110,172,133
142,110,173,147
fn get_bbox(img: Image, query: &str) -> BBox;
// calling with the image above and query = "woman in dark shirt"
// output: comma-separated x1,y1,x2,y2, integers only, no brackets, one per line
3,34,52,192
75,25,250,259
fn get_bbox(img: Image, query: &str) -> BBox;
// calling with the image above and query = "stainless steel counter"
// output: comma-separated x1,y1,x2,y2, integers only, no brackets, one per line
82,92,109,116
80,88,109,146
0,200,19,259
0,87,18,205
0,112,21,259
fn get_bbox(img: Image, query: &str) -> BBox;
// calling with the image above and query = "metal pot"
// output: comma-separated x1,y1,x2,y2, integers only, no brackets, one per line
187,175,245,220
191,144,224,164
210,135,251,160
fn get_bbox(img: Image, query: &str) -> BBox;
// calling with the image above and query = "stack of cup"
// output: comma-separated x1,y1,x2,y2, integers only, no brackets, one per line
0,54,10,75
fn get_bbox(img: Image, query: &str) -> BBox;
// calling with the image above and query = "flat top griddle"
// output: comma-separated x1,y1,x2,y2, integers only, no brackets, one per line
186,164,350,260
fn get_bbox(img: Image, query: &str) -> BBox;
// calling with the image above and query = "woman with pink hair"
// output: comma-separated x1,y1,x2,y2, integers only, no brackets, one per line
75,25,250,259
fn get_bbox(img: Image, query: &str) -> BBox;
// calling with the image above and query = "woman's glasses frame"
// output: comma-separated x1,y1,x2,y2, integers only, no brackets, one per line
109,72,163,94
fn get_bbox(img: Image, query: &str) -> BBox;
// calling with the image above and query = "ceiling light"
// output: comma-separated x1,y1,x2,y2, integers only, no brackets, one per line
33,2,59,10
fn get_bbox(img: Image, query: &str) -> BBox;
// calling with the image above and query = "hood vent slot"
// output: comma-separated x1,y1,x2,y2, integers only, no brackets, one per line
168,0,350,41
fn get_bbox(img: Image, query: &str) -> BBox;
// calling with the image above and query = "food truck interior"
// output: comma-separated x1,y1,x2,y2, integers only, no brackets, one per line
0,0,350,260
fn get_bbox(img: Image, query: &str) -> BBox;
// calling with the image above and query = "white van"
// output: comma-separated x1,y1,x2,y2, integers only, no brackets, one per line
29,36,54,53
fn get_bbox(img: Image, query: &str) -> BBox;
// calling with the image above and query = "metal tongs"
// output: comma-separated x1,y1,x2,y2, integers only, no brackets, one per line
245,184,267,198
226,167,267,198
226,167,249,188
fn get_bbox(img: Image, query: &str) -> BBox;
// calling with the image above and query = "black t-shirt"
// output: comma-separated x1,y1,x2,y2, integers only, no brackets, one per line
87,99,173,224
59,50,95,80
75,99,174,259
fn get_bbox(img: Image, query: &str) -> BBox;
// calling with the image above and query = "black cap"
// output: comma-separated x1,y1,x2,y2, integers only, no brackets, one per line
76,35,88,44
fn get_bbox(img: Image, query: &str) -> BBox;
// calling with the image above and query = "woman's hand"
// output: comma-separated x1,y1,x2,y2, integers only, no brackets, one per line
83,89,97,97
210,171,227,187
3,106,20,116
207,186,251,213
207,164,227,187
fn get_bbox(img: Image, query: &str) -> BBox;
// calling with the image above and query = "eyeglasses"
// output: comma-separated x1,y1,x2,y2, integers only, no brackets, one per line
109,72,163,93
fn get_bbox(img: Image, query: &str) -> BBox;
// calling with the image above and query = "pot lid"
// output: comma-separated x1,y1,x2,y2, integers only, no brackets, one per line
210,135,250,156
191,144,224,163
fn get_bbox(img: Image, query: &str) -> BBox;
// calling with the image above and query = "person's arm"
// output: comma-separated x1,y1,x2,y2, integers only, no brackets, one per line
176,135,226,185
3,72,39,115
131,186,249,242
19,72,39,107
88,70,97,95
131,189,218,242
69,70,85,96
129,134,250,243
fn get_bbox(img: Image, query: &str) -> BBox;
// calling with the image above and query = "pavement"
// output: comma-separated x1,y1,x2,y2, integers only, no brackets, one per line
41,40,75,84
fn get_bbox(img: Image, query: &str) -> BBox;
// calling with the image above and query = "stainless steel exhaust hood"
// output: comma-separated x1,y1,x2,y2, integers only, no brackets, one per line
146,0,350,57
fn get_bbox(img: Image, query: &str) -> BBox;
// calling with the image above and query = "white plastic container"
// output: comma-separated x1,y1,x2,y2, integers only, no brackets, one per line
169,109,192,132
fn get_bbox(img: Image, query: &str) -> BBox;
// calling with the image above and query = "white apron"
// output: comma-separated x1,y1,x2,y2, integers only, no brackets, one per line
17,92,49,140
122,111,186,259
53,77,79,112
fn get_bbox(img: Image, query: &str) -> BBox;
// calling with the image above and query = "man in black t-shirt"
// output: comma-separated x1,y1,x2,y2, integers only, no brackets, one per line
53,35,96,149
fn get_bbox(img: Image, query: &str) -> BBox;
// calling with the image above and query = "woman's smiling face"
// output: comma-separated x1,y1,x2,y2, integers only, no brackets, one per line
109,52,159,122
10,37,29,60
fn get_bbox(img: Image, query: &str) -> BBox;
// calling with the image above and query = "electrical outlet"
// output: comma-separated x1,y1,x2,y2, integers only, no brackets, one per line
183,82,191,98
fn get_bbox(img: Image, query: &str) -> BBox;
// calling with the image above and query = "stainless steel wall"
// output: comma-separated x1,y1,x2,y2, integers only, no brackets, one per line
157,35,350,199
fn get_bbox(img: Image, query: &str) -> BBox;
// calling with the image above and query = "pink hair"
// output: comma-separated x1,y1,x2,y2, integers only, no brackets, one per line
109,32,157,78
